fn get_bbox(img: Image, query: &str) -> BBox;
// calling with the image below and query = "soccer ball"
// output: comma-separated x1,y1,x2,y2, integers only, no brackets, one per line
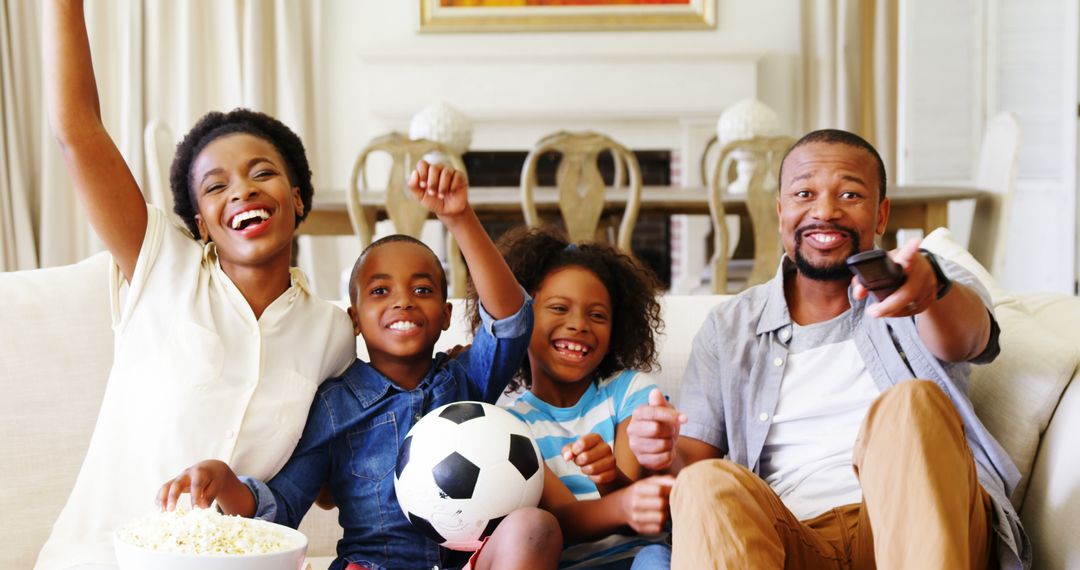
394,401,544,551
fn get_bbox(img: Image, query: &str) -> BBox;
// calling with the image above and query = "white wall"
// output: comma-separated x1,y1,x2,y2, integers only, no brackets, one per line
311,0,801,191
297,0,801,298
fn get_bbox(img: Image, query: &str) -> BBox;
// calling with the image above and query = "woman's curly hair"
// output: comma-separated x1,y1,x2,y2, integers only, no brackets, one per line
468,226,664,393
169,108,313,239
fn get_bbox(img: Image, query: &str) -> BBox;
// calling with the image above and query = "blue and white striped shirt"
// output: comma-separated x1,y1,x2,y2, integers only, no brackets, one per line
505,370,668,569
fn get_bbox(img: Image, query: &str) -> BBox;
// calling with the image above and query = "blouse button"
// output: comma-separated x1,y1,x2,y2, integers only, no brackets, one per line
759,412,770,422
773,357,784,367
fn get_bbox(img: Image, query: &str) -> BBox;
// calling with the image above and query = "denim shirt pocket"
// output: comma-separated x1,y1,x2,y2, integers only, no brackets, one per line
347,412,399,481
430,374,458,403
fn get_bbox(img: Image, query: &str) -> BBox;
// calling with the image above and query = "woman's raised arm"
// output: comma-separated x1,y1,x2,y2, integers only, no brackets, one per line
43,0,148,281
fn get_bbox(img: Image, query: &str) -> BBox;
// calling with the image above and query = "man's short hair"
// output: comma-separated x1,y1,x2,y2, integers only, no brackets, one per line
348,235,447,306
779,129,888,202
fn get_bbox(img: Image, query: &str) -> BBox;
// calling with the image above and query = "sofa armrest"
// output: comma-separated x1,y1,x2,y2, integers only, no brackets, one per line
1018,293,1080,568
1020,368,1080,569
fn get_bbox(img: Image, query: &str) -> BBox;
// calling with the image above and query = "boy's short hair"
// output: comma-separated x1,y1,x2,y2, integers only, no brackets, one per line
169,108,314,238
348,235,448,306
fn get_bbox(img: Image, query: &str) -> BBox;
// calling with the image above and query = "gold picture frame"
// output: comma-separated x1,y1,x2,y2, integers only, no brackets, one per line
419,0,716,33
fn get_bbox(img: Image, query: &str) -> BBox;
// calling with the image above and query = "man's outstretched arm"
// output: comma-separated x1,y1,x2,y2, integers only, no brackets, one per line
854,240,991,362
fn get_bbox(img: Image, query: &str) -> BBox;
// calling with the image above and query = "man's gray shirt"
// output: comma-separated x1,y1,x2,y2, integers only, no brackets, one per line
680,257,1028,569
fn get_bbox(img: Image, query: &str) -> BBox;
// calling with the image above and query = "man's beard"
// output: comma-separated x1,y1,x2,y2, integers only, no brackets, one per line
793,224,860,282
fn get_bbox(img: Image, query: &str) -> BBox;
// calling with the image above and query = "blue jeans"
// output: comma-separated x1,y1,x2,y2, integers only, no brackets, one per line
631,544,672,569
584,544,673,570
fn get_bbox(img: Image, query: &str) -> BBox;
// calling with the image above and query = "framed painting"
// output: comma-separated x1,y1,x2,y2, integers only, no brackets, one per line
419,0,716,33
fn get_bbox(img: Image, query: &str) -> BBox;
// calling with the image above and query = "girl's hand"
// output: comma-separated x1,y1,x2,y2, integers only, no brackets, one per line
156,460,240,512
619,475,676,535
408,159,469,219
562,433,618,485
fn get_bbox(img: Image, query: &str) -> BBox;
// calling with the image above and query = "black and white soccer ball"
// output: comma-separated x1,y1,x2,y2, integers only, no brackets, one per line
394,401,544,551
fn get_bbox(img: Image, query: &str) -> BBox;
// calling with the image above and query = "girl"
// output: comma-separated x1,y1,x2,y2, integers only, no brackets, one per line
472,227,674,569
38,2,354,568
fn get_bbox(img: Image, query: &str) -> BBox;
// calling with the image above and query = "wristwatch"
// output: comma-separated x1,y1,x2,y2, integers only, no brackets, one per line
919,249,952,300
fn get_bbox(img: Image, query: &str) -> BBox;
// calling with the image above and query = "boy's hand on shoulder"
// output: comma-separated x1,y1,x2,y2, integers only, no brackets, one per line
445,343,471,360
408,159,470,220
562,433,617,486
619,474,675,535
627,389,687,472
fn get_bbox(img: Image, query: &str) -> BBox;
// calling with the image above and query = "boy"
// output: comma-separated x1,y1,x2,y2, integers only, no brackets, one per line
158,161,562,570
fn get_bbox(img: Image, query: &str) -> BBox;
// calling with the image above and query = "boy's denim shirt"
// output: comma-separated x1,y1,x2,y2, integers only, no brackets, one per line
242,293,533,570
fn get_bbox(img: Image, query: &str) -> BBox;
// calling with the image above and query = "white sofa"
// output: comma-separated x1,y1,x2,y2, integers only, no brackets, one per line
2,228,1078,569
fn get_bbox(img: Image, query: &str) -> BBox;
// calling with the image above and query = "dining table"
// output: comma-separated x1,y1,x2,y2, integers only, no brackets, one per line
301,184,989,239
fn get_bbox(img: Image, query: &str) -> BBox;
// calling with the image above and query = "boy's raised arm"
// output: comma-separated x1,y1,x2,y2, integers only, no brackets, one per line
408,160,524,317
43,0,148,282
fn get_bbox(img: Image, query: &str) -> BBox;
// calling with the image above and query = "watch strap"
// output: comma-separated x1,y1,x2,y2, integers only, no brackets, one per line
919,248,952,300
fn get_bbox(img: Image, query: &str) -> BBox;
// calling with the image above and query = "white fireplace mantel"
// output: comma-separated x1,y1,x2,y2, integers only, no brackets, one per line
359,48,763,184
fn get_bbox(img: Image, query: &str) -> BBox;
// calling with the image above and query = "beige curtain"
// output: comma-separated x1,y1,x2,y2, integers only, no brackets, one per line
0,0,317,271
801,0,898,177
0,1,48,270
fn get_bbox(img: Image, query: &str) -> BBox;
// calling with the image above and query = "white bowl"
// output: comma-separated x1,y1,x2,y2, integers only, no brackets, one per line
114,518,308,570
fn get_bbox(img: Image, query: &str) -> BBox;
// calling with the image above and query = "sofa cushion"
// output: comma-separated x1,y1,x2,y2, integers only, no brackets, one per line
922,228,1080,507
1018,348,1080,569
0,256,346,564
0,253,114,570
652,296,730,406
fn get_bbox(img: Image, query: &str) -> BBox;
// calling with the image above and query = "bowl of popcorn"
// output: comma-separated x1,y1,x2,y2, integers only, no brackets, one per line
114,507,308,570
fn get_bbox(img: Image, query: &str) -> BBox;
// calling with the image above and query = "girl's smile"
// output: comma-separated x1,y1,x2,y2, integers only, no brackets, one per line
552,338,593,361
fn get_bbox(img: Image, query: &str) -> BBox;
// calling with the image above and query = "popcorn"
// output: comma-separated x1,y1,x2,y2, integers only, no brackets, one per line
116,507,292,555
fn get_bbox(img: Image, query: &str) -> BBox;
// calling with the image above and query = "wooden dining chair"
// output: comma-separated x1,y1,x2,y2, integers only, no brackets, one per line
968,112,1021,276
708,135,795,293
348,132,468,297
142,120,185,228
520,131,642,251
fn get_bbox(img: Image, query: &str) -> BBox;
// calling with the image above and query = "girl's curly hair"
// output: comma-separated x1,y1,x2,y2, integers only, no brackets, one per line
468,226,664,393
169,108,313,239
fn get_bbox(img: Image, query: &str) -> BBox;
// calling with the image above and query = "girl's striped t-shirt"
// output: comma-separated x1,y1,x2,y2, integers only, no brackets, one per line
505,370,669,568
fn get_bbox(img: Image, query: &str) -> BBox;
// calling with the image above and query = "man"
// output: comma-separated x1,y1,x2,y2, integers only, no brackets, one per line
629,130,1026,569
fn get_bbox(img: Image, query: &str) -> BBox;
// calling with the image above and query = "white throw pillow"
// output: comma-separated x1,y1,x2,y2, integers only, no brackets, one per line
922,227,1079,507
0,253,114,569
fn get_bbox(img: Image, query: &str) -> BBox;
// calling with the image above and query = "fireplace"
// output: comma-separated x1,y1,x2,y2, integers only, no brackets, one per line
359,48,766,293
462,150,674,287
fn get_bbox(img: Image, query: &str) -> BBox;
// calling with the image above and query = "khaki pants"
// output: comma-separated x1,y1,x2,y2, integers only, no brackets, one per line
670,380,992,570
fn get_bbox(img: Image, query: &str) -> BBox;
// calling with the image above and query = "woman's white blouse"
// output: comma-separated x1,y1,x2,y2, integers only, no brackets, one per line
36,205,355,569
